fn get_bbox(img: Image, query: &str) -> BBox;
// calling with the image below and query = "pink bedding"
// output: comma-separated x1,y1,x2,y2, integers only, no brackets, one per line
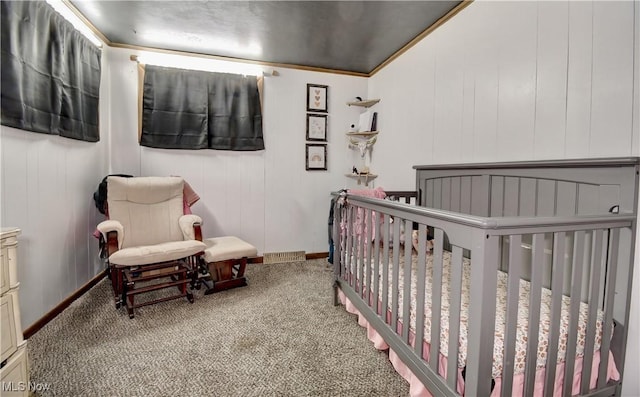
338,290,619,397
337,248,620,396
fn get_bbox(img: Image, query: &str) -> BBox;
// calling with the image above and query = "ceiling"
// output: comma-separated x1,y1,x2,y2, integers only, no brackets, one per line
69,1,465,76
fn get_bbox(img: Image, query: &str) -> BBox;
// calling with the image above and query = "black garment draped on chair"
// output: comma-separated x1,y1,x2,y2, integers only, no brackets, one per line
141,65,264,151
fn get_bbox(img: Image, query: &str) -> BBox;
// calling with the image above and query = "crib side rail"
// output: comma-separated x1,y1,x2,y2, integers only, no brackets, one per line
385,190,418,205
332,193,635,397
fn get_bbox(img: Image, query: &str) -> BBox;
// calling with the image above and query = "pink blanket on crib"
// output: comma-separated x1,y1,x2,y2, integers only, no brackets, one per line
344,187,387,242
348,187,386,200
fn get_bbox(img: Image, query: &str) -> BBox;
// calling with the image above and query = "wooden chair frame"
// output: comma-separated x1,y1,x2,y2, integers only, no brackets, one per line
103,225,204,318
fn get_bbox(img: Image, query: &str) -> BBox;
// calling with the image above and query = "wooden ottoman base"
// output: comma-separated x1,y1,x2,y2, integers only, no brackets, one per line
200,236,257,294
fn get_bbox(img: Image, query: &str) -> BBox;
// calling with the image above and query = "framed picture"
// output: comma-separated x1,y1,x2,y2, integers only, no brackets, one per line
306,114,327,141
305,143,327,171
307,84,328,113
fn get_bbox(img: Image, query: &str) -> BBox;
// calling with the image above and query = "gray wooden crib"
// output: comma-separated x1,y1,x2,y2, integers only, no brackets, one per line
332,157,638,397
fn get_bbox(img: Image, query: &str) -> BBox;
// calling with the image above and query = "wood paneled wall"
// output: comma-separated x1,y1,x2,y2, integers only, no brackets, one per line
369,0,638,189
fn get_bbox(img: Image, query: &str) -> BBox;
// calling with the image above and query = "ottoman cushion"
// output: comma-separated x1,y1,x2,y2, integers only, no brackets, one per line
203,236,257,263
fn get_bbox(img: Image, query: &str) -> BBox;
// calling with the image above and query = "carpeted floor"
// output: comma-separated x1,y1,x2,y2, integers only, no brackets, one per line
27,259,410,396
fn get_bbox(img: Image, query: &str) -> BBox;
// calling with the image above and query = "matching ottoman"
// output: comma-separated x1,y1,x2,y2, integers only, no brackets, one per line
201,236,257,294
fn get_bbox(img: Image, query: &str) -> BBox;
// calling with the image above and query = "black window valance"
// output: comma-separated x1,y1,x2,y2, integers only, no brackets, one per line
141,65,264,151
0,1,102,142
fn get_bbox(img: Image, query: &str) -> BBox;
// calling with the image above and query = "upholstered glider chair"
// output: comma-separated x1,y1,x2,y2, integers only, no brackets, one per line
97,176,206,318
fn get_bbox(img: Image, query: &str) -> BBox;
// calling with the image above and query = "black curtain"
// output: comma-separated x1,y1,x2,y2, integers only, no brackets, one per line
0,1,101,142
141,65,264,151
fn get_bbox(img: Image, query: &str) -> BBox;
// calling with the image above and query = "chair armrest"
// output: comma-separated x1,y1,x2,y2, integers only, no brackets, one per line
97,220,124,250
179,214,203,241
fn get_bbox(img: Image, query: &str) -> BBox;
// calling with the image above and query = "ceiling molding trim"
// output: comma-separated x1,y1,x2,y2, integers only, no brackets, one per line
61,0,111,45
369,0,474,77
110,42,370,78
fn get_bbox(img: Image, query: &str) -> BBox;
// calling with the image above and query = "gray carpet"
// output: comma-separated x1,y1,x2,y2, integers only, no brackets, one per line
27,259,410,396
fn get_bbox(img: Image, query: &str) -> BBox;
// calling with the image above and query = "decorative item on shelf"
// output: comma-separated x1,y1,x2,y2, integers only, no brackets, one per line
348,123,356,133
348,134,377,158
345,170,377,186
357,110,373,132
347,98,381,108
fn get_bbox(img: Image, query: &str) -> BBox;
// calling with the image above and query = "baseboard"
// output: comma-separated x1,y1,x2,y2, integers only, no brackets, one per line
23,270,107,339
306,252,329,260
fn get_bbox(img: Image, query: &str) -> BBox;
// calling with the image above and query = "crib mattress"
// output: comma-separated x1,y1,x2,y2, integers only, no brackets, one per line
347,251,605,379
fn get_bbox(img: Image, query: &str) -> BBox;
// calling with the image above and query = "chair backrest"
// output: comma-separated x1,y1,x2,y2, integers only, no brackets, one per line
107,176,185,248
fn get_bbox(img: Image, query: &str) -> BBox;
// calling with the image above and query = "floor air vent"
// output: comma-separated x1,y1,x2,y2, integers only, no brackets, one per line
263,251,306,264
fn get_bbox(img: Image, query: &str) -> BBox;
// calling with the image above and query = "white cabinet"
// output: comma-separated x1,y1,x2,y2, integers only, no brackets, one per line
0,228,28,396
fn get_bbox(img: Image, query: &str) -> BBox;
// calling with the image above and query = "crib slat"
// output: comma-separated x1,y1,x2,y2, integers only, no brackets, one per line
598,228,619,388
451,177,461,212
345,205,354,288
491,176,504,217
464,233,499,396
524,233,545,395
382,215,390,321
426,179,434,208
414,224,427,359
429,229,444,374
581,229,604,394
442,178,451,211
460,176,471,214
544,232,566,397
350,206,357,289
353,206,361,290
391,218,401,332
357,208,367,295
373,213,383,316
434,179,442,209
563,231,585,397
447,245,463,389
402,220,413,343
501,234,522,397
333,201,344,305
333,202,342,284
363,208,372,300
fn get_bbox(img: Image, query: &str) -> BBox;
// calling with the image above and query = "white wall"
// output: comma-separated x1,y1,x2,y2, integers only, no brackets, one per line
105,47,367,255
0,49,111,328
368,1,639,395
369,0,638,189
0,44,367,330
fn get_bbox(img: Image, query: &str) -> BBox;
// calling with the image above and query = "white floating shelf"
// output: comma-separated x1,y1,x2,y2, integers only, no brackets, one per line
347,99,380,108
346,131,379,137
345,173,378,186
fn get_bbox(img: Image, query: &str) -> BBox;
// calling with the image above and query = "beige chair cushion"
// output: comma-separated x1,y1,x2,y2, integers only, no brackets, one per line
107,176,185,248
109,240,206,267
203,236,257,263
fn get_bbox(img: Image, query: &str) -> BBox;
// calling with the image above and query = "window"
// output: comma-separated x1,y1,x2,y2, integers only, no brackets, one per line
140,65,264,151
1,1,102,142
